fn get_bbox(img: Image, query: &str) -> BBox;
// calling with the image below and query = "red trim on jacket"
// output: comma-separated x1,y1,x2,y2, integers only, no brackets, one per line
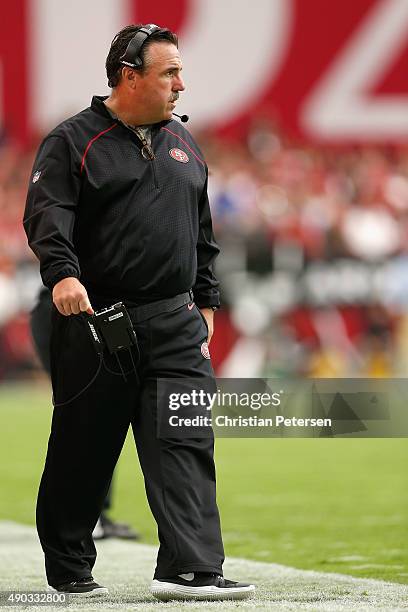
160,127,205,166
81,124,117,173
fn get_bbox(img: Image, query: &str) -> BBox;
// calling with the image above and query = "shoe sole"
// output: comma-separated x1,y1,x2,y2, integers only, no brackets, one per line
150,580,255,601
47,586,109,597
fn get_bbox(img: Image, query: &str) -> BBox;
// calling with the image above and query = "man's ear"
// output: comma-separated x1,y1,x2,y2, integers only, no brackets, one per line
122,67,137,88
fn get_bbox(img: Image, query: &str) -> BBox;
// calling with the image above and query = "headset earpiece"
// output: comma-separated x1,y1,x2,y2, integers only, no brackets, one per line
120,24,162,69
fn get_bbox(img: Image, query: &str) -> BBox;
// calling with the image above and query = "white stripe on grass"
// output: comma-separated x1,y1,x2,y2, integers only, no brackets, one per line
0,522,407,611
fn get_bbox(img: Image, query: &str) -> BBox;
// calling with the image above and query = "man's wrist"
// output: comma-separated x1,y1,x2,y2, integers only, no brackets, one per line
48,269,80,291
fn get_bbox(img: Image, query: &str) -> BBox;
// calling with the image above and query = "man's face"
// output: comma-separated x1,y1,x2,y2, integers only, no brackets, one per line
134,42,185,123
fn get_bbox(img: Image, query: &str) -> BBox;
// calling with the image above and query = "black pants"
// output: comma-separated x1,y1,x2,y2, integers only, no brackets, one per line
30,288,114,511
36,300,224,586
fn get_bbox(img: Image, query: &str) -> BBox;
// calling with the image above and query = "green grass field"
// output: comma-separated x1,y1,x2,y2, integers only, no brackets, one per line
0,383,407,586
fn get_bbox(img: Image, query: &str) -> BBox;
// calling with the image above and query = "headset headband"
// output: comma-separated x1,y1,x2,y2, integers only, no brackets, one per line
120,24,162,68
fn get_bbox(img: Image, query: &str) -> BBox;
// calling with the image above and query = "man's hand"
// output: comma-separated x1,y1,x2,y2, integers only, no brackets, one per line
52,277,94,316
200,307,215,344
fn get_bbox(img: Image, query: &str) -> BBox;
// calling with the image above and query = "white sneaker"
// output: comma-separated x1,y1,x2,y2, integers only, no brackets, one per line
151,572,255,601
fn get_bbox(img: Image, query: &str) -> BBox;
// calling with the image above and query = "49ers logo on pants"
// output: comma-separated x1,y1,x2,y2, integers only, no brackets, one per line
201,342,211,359
169,148,189,163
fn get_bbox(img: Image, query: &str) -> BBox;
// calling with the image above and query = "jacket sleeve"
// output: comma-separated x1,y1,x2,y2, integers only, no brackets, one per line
23,135,81,290
193,170,221,309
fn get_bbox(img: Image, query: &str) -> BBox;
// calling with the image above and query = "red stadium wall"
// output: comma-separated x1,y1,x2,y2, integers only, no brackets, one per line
2,0,407,146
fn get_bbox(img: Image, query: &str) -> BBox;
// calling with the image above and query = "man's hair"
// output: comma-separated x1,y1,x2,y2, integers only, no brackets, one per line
106,24,178,88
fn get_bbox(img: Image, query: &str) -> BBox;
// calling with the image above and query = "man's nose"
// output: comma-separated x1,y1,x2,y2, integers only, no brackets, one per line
174,75,185,91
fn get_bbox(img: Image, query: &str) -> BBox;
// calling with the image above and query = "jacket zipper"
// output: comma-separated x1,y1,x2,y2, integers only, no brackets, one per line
134,128,158,189
151,160,158,189
106,112,159,189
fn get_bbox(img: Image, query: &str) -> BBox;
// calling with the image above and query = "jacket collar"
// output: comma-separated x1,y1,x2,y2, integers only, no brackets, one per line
90,95,111,119
90,95,173,129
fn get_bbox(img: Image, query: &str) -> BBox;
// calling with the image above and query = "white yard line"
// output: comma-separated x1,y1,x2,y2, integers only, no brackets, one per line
0,522,407,611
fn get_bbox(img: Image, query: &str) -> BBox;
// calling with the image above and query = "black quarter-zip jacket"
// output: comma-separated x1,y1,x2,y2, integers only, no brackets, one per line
24,96,220,308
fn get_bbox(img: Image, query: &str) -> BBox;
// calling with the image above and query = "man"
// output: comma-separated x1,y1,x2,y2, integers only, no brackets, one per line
24,24,254,601
30,285,139,541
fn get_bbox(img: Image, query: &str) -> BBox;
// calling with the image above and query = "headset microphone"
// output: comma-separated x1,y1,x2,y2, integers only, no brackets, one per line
172,113,189,123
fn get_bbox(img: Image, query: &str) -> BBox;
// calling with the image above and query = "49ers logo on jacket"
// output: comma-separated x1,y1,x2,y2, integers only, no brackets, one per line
169,148,189,163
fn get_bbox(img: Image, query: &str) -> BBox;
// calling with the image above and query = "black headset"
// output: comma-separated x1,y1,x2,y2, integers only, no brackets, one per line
120,23,163,69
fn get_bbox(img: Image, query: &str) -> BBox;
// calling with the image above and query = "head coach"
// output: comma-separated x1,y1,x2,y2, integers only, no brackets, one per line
23,24,255,601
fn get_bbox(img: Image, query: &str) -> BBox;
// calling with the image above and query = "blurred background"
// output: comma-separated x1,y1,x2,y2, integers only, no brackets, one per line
1,0,408,379
0,0,407,586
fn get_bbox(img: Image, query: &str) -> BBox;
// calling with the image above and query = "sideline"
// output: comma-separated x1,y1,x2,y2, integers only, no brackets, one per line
0,522,407,611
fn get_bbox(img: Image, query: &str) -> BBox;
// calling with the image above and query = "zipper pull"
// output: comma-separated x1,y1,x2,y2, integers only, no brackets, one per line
135,127,155,160
141,143,155,161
